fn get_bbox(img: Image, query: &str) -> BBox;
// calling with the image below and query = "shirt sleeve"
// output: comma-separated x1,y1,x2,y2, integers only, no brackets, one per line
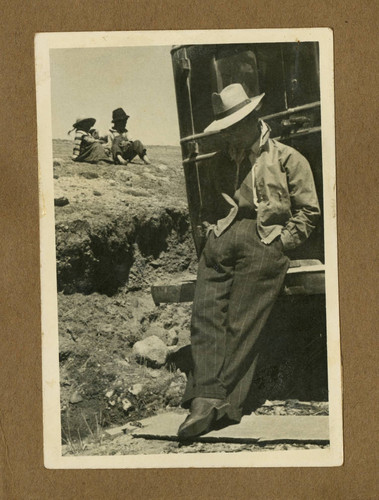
280,149,321,251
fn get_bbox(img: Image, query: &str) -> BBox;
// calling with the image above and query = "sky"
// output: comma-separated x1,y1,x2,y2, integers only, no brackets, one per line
50,46,180,145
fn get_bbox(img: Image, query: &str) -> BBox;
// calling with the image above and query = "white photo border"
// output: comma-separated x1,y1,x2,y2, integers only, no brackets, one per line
35,28,342,469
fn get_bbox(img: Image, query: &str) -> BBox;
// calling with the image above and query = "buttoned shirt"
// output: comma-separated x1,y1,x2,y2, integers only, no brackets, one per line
207,120,320,250
213,120,270,237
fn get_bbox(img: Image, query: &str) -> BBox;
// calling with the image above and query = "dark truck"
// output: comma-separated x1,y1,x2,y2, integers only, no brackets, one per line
153,43,328,401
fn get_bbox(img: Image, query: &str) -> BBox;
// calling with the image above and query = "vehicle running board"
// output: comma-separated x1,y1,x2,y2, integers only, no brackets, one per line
151,260,325,305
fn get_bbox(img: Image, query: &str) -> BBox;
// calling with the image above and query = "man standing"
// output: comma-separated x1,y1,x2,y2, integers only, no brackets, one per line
107,107,151,165
178,84,320,439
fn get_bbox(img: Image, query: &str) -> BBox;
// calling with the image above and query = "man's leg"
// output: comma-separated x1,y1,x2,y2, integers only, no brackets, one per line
219,219,289,421
130,140,151,164
181,228,236,407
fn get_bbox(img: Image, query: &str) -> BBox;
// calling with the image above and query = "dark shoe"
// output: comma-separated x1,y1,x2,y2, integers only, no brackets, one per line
177,397,229,439
211,414,240,432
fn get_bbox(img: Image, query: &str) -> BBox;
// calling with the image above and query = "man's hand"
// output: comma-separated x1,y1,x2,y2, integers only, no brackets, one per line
203,221,215,238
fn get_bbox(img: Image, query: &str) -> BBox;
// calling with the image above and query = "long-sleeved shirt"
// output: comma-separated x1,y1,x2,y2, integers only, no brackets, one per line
72,130,96,159
71,129,110,163
206,120,320,251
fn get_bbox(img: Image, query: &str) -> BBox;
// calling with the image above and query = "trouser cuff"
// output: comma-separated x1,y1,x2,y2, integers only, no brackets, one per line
181,389,226,409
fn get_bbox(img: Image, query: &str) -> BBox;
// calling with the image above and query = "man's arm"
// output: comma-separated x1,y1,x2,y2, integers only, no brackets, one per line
280,149,321,251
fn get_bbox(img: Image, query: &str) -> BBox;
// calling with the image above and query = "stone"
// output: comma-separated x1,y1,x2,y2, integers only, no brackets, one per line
129,383,144,396
109,180,116,186
133,335,168,368
150,259,161,268
121,398,133,412
144,326,178,347
166,329,179,346
54,196,69,207
69,390,83,404
93,190,102,196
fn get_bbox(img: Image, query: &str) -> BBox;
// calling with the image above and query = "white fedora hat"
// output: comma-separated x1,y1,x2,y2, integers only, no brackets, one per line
204,84,264,133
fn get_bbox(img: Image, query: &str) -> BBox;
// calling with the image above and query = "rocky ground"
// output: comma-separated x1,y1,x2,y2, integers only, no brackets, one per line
54,139,328,456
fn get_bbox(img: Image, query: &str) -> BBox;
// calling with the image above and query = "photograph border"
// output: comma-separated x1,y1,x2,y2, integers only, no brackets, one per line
35,27,342,469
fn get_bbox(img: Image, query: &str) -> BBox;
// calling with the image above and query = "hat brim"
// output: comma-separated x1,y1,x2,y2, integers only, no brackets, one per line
73,118,96,128
204,93,265,133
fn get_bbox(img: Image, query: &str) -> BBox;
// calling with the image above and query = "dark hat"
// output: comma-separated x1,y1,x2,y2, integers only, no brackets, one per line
112,108,130,122
72,117,96,129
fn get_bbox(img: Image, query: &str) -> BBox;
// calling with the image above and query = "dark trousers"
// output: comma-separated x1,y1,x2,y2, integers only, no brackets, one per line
182,219,290,421
122,140,146,161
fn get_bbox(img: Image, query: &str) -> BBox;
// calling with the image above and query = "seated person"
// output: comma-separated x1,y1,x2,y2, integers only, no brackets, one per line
70,117,111,163
107,108,151,165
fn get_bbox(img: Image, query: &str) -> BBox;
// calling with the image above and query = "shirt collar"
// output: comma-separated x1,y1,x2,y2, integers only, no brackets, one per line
251,119,270,154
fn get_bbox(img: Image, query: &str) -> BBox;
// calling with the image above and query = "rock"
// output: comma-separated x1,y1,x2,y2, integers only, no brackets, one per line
93,190,102,196
144,326,178,347
158,164,168,171
150,259,161,268
53,174,59,179
54,196,69,207
133,335,168,368
80,171,99,179
53,158,64,167
105,389,114,398
166,329,179,346
129,383,143,396
69,390,83,404
109,180,116,186
121,398,133,412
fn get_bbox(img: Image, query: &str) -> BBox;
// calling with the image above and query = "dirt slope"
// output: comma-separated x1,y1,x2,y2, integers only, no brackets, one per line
54,140,197,448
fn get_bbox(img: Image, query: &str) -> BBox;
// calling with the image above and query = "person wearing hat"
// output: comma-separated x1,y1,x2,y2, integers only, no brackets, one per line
70,117,111,163
106,108,151,165
178,83,320,439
